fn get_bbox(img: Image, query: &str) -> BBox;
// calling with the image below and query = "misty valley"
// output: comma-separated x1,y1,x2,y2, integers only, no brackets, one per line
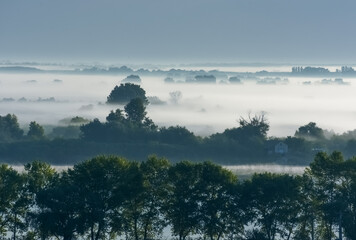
1,63,356,240
3,1,356,239
1,64,356,165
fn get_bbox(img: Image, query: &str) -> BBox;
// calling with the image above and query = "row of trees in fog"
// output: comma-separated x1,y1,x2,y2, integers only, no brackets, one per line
2,83,356,164
0,152,355,240
2,103,356,165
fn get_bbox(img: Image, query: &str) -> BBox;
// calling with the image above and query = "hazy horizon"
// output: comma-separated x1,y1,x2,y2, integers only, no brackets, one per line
1,0,356,138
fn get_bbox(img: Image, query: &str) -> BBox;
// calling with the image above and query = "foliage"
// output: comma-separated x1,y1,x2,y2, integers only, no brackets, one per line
35,173,82,240
0,114,24,142
165,161,201,240
122,156,170,240
48,125,81,139
0,164,28,239
125,98,147,124
159,126,197,145
107,83,148,104
0,154,354,239
295,122,325,140
106,109,125,123
27,121,45,140
244,173,301,240
5,110,356,166
68,156,136,240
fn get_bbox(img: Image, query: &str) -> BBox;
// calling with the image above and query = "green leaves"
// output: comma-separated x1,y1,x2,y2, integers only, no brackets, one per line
244,173,301,240
107,83,148,104
0,153,355,240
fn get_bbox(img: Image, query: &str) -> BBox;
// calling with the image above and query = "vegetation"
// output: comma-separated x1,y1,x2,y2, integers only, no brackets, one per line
0,114,24,142
0,84,356,165
107,83,148,104
0,153,355,239
1,106,356,165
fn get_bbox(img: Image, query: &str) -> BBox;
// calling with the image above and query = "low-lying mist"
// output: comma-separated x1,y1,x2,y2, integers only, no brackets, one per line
1,71,355,137
225,164,306,177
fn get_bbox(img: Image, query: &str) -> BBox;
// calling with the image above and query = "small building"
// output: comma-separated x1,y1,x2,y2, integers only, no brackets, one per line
275,142,288,154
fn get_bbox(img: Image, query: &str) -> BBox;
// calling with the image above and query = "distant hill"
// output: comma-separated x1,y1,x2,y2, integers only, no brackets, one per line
0,66,42,72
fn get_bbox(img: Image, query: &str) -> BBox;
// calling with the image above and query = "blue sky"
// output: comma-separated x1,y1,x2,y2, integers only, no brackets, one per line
1,0,356,64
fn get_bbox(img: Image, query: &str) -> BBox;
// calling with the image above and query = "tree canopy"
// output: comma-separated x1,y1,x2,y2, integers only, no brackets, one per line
0,114,23,142
107,83,148,104
0,153,355,239
295,122,325,140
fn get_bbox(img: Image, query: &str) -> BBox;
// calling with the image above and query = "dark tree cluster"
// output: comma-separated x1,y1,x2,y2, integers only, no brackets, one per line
2,109,356,165
0,152,355,240
0,114,45,142
295,122,325,140
81,98,157,142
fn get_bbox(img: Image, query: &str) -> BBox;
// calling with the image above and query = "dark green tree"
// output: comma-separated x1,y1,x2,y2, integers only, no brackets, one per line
124,98,147,124
0,114,24,142
244,173,301,240
165,161,201,240
24,161,57,239
340,158,356,240
122,156,170,240
159,126,197,145
69,156,135,240
196,162,239,240
238,113,269,139
107,83,148,104
295,122,325,140
27,121,45,140
308,152,344,240
35,172,82,240
222,113,269,144
106,109,125,123
0,164,27,239
80,119,105,141
24,161,56,196
293,173,319,240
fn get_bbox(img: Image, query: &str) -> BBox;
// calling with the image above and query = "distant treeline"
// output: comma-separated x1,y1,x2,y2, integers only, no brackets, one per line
1,65,356,79
0,152,355,240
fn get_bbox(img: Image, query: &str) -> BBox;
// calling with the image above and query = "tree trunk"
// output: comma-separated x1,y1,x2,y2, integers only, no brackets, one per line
90,225,95,240
12,212,17,240
134,217,139,240
311,218,314,240
95,223,102,240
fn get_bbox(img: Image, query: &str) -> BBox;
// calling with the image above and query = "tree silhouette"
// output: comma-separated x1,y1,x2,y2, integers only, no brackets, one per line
27,121,45,140
107,83,148,104
125,98,147,124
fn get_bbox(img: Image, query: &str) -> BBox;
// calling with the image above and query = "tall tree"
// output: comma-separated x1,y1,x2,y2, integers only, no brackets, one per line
69,156,134,240
165,161,201,240
124,98,147,124
244,173,301,240
309,152,344,240
35,172,82,240
0,114,24,142
24,161,57,239
293,173,319,240
340,158,356,240
27,121,45,140
122,156,170,240
196,162,239,240
0,164,27,239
